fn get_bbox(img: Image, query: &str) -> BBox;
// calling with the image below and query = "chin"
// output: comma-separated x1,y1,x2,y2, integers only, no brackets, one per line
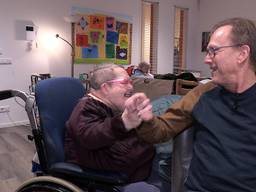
211,75,224,86
211,72,218,82
211,77,218,84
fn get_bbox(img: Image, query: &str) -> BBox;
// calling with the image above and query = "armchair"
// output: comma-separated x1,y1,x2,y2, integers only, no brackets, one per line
175,79,198,95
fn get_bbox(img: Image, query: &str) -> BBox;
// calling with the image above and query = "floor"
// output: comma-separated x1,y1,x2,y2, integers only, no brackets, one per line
0,125,35,192
0,125,172,192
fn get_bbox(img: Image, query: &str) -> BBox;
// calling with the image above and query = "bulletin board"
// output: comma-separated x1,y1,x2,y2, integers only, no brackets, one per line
73,14,132,65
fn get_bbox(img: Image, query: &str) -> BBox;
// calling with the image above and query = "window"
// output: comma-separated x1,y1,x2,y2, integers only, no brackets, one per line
141,1,159,74
173,7,188,74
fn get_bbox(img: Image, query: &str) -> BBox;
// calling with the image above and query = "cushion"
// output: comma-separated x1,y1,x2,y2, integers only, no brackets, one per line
152,95,182,116
151,94,182,183
152,95,182,156
132,78,173,101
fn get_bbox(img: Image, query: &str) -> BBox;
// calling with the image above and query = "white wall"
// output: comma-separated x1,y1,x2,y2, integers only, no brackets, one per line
150,0,199,74
0,0,143,127
0,0,199,127
196,0,256,77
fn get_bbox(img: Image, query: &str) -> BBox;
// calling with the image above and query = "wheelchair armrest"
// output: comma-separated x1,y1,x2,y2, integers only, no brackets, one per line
0,90,13,100
50,162,128,185
171,127,195,192
0,89,28,102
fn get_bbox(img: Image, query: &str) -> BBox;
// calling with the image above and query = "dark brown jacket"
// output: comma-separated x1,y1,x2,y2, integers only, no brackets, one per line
64,96,155,182
137,81,216,143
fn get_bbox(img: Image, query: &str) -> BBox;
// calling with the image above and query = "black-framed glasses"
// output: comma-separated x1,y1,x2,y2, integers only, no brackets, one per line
206,44,243,58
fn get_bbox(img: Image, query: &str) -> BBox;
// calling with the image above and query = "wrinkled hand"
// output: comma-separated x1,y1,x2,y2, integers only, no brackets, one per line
122,93,153,131
122,107,142,131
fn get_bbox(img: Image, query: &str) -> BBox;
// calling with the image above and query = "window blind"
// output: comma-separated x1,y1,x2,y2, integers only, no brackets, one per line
142,1,159,74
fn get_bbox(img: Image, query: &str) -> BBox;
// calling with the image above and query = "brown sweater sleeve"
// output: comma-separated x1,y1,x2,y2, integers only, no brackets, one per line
136,81,216,143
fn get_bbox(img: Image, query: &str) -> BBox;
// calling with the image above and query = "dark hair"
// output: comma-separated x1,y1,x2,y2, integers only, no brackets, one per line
210,17,256,70
89,64,124,90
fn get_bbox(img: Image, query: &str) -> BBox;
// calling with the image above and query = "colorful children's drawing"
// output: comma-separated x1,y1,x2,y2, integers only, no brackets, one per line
89,15,104,30
76,34,89,47
116,46,127,60
106,17,115,30
74,13,132,64
106,43,115,58
119,34,128,48
77,17,89,31
82,45,98,58
116,21,128,34
106,31,118,44
89,31,102,44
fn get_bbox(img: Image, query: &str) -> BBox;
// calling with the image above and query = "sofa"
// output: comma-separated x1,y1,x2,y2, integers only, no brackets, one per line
132,77,174,101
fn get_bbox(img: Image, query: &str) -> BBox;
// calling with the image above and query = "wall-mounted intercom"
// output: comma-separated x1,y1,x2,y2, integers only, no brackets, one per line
26,25,38,41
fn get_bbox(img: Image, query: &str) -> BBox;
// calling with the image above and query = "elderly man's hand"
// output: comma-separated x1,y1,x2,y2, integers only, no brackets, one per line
122,108,142,131
122,93,153,131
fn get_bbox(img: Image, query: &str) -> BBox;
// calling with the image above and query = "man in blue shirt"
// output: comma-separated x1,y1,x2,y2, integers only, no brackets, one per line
123,17,256,192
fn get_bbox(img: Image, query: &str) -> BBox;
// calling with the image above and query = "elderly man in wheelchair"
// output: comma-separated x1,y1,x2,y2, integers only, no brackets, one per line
64,64,162,192
0,82,129,192
0,64,174,192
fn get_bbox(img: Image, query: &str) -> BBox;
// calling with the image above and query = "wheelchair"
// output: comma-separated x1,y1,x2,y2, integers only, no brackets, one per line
0,77,128,192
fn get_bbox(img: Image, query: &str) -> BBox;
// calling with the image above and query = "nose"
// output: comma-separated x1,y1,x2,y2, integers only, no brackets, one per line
204,54,213,66
127,82,133,89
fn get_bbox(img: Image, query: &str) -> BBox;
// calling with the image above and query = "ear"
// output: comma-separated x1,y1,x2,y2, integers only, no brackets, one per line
237,45,250,64
100,83,110,95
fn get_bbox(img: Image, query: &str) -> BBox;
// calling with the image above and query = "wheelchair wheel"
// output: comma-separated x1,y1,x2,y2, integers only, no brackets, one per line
16,176,85,192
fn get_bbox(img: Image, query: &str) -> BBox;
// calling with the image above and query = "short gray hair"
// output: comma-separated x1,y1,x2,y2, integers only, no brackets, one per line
138,61,150,70
89,64,124,90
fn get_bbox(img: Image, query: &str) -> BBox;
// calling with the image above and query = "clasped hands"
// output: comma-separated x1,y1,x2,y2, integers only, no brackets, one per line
122,93,153,131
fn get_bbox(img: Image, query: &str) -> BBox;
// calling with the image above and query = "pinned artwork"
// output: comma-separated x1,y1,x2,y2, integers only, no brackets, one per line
119,34,128,48
116,46,127,60
76,34,88,47
106,17,115,31
89,31,103,44
106,31,119,44
89,15,105,30
106,43,115,58
77,17,89,32
82,45,98,58
74,13,132,64
116,21,128,34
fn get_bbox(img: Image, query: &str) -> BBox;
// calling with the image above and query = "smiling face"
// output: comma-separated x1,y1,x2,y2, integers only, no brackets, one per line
204,25,244,87
102,67,133,112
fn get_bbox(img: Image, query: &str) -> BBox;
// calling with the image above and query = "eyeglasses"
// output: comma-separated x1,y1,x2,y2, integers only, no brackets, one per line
206,44,243,58
106,78,133,85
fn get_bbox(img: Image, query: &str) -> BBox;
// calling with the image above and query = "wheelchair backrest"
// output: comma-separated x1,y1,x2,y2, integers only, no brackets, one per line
35,77,86,169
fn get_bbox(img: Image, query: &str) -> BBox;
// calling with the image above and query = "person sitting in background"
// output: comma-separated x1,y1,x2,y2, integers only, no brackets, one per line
132,61,154,79
64,64,161,191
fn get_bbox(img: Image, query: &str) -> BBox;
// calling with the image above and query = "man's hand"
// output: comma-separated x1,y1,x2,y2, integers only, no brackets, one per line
122,93,153,131
122,107,142,131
